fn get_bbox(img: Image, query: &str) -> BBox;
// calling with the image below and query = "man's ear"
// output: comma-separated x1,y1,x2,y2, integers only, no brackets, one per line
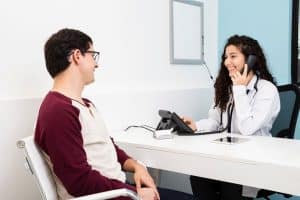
71,49,82,65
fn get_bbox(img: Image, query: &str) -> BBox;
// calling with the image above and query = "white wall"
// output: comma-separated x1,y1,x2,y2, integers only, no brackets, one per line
0,0,218,199
1,98,42,199
0,0,218,99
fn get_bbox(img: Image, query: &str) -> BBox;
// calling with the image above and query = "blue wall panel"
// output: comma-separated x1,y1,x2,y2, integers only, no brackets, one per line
219,0,299,199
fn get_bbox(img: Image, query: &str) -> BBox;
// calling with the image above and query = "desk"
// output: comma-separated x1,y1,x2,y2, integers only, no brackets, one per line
113,130,300,196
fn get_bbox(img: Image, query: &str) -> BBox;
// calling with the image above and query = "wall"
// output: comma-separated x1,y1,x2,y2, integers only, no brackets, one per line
219,0,299,199
0,0,218,199
0,0,217,100
219,0,291,85
2,98,42,199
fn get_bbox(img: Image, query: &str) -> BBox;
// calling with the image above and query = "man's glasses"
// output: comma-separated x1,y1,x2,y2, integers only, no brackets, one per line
85,50,100,63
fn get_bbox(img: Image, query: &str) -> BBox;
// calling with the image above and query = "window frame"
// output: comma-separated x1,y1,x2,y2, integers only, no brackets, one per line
291,0,299,84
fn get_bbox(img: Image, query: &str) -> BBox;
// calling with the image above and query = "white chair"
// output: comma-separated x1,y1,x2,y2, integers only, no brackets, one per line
17,136,140,200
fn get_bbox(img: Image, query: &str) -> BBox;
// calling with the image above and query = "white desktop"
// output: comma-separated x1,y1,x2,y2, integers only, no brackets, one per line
112,130,300,196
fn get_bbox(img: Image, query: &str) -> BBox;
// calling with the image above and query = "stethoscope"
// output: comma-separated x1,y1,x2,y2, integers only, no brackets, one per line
218,75,259,133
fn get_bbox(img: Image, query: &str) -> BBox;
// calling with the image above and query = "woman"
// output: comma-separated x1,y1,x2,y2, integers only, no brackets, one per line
183,35,280,200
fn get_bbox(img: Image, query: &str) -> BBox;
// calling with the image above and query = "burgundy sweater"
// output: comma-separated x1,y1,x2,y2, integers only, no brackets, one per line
35,91,136,199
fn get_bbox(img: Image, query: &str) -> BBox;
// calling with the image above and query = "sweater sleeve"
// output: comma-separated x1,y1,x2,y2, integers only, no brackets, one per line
111,137,132,168
35,104,136,197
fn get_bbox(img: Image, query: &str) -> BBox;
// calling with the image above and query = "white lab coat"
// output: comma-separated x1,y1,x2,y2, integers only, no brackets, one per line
196,75,280,137
195,75,280,197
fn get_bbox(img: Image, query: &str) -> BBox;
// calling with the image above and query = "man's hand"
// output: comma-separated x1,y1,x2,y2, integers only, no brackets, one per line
133,164,160,200
181,116,197,132
137,187,159,200
123,159,160,199
230,64,252,86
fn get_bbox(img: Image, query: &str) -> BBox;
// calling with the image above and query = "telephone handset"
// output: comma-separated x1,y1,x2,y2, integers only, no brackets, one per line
245,54,258,74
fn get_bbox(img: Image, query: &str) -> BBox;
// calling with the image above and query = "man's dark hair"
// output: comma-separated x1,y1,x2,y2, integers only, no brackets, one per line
44,28,93,78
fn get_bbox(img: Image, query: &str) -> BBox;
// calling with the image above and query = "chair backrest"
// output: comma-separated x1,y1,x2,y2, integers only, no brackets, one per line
17,136,58,200
271,84,300,138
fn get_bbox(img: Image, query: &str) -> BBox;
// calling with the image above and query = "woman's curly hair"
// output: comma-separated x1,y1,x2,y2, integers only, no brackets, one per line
214,35,275,112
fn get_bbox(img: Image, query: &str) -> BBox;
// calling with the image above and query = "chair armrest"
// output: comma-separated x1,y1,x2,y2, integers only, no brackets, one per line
70,188,140,200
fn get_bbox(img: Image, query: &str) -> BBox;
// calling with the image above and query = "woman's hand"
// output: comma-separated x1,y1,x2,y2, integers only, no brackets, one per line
181,116,197,132
230,64,252,85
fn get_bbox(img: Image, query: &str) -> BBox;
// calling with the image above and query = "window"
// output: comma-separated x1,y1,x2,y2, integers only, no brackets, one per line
170,0,204,65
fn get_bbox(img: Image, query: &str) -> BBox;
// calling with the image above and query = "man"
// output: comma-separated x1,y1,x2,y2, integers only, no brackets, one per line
35,28,159,200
